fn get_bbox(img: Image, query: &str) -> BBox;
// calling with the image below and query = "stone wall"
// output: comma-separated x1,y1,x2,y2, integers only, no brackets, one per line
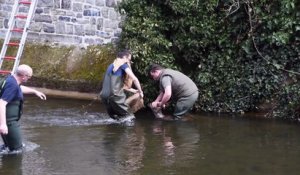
0,0,122,46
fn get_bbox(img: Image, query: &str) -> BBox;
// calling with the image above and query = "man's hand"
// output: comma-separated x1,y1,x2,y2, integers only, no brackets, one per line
151,101,160,108
139,91,144,98
35,91,46,100
0,124,8,135
151,101,165,108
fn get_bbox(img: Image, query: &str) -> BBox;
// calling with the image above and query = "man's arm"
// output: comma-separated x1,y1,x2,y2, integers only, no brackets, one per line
158,85,172,107
153,76,172,108
0,99,8,134
125,68,144,97
20,85,47,100
154,92,164,102
152,86,171,108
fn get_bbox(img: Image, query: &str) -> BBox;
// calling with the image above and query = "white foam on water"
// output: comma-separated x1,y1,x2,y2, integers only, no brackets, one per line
29,113,136,127
0,141,40,155
91,114,136,126
25,109,137,127
117,114,136,126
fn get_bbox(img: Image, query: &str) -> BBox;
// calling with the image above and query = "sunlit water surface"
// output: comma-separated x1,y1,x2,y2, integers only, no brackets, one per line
1,96,300,175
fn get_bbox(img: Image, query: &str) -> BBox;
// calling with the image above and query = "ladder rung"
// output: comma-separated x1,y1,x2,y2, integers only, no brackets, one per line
19,1,32,5
3,56,16,60
11,28,24,32
15,15,28,19
0,70,12,74
7,42,20,46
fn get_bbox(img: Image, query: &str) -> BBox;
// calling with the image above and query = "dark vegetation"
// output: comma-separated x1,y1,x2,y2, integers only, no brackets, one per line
117,0,300,120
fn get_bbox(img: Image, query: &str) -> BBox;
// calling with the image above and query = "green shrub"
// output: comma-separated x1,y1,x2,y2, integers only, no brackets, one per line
118,0,300,120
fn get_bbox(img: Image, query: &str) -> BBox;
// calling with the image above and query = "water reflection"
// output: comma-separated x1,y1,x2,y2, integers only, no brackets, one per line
101,121,146,174
151,120,201,167
0,154,22,174
0,148,50,175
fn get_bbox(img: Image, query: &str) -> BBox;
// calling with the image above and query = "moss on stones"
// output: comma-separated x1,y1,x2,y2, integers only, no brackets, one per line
0,40,116,92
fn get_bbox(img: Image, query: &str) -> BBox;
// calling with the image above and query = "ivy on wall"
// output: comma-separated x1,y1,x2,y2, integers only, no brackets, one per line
117,0,300,120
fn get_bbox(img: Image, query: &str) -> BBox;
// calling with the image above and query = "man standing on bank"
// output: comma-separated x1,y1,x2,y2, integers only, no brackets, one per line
148,63,198,121
100,50,144,119
0,64,46,153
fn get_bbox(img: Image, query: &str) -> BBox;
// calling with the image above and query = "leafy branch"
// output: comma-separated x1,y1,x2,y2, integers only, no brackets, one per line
245,0,300,76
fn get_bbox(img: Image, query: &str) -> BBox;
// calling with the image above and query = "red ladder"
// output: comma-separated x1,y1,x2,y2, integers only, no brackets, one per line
0,0,38,75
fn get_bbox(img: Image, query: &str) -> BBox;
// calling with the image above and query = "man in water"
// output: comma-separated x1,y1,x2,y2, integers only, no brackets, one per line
100,50,144,119
0,64,46,153
148,63,198,121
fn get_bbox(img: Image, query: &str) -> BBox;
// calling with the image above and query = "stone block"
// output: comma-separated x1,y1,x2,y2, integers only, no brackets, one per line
34,14,53,23
96,18,103,30
5,0,13,5
76,13,83,18
86,0,95,5
2,4,12,11
74,24,84,36
43,23,55,33
95,38,104,45
77,18,89,25
95,0,105,6
54,0,60,8
106,0,116,7
52,9,67,16
62,0,71,9
55,22,65,34
84,37,95,45
29,22,43,32
35,8,44,14
101,8,108,18
96,31,110,38
83,9,101,16
0,29,6,38
4,18,8,28
19,6,29,13
90,17,96,25
38,0,54,8
84,24,96,35
66,11,75,17
27,32,40,41
75,0,85,2
58,16,71,22
0,18,3,28
66,24,73,34
71,18,77,23
44,8,51,14
73,3,83,12
16,19,26,28
108,9,118,20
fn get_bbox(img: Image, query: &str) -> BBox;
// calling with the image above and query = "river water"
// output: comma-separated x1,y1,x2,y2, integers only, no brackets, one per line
0,96,300,175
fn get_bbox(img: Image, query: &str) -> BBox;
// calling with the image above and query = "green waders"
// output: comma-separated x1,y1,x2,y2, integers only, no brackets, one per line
1,100,23,151
173,91,199,118
100,73,129,119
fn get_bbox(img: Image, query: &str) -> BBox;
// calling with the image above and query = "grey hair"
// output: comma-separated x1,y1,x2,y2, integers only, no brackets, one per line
16,64,33,76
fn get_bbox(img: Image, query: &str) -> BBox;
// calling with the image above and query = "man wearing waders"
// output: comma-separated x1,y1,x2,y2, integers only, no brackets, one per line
0,64,46,153
148,64,198,121
100,50,144,119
